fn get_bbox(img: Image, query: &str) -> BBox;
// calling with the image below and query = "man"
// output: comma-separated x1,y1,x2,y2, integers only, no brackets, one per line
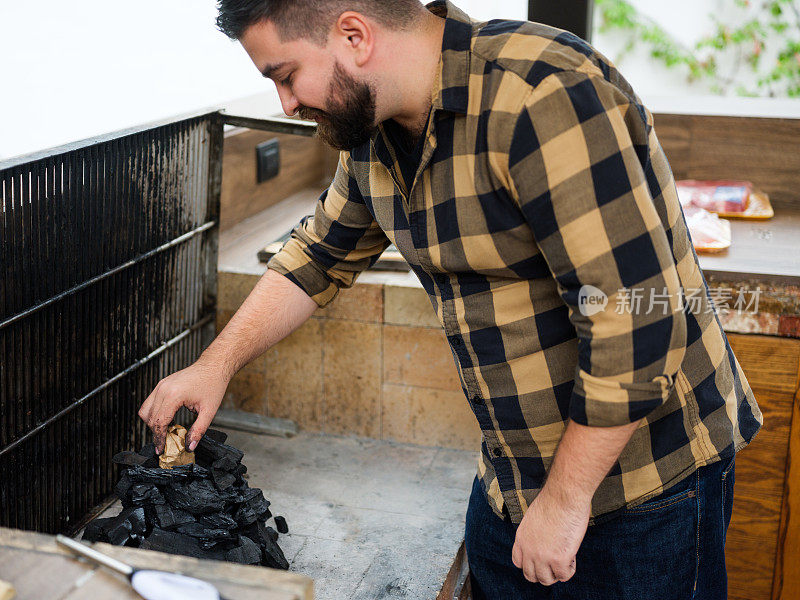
139,1,763,597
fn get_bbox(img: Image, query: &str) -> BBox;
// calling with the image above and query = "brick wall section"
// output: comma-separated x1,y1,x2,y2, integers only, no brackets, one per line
216,271,482,451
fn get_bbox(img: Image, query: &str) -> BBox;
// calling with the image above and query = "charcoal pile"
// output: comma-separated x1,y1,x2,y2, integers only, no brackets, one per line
83,427,289,569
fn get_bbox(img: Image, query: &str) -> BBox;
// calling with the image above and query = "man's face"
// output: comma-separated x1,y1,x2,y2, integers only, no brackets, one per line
240,20,378,151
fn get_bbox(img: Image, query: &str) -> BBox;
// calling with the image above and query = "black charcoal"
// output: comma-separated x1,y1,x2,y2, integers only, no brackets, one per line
176,522,236,542
163,480,225,515
203,428,228,445
89,435,289,570
149,504,195,530
114,473,133,498
195,436,243,466
123,483,165,508
83,507,146,546
211,469,237,490
199,512,237,530
274,516,288,534
211,455,239,474
265,525,279,543
113,450,148,468
140,527,225,561
225,536,261,565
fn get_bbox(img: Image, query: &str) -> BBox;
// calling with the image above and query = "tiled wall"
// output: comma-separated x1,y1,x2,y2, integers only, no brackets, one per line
216,272,482,451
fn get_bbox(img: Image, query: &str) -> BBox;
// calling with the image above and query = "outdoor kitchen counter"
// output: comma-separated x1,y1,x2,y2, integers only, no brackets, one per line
0,526,313,600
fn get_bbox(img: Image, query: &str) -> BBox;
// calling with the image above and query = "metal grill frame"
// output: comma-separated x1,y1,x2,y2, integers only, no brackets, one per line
0,110,316,535
0,110,230,534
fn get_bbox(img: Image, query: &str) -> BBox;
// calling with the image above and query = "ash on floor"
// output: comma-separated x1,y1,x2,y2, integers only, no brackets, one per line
227,430,476,600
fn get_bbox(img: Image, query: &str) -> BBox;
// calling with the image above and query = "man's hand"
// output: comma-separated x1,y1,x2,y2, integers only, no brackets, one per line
138,269,318,454
509,418,642,586
138,357,231,454
511,487,591,585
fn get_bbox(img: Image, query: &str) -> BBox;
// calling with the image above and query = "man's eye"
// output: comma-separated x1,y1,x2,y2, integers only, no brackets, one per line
280,73,293,86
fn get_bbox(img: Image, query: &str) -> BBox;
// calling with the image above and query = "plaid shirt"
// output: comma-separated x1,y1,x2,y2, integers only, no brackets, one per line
268,0,763,525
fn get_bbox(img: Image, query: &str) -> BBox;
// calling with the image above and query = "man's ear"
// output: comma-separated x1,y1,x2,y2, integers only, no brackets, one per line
334,11,374,67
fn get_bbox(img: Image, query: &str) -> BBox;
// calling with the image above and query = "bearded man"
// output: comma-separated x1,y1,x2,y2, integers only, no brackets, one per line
139,2,762,597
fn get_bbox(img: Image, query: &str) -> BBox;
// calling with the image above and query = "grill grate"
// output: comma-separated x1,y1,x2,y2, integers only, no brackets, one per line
0,113,222,533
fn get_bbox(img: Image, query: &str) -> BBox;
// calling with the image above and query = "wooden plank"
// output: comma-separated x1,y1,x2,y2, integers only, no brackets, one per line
653,112,800,210
0,547,90,600
220,127,335,231
772,350,800,600
437,542,468,600
0,527,313,600
726,335,800,600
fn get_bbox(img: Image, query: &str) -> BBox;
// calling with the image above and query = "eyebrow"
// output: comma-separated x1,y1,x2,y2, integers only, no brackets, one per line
261,61,291,79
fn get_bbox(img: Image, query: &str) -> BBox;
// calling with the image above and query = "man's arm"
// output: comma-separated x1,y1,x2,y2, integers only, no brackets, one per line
500,70,688,585
138,269,317,452
140,151,390,452
511,418,640,584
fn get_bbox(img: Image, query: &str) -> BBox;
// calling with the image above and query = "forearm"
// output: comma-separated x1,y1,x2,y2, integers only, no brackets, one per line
539,418,642,507
197,268,318,380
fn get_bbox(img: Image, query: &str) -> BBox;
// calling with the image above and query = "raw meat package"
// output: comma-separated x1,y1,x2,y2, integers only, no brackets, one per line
683,205,731,253
676,179,774,219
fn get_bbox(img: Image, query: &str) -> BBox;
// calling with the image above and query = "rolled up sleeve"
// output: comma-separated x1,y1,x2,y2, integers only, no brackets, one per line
505,70,687,426
267,150,391,307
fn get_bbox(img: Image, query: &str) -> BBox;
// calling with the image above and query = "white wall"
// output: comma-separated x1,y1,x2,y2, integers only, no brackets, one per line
0,0,278,160
2,0,796,160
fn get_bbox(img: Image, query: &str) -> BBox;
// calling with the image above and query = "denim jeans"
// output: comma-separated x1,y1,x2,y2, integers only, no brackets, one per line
465,454,736,600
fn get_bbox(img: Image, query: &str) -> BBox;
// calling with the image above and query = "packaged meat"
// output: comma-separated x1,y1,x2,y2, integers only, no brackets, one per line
676,179,774,219
683,205,731,253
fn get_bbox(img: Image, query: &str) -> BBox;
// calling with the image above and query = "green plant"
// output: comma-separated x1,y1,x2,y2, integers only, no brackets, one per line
594,0,800,97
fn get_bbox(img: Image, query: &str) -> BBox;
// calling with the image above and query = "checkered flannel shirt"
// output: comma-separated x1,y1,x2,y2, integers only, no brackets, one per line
268,0,763,525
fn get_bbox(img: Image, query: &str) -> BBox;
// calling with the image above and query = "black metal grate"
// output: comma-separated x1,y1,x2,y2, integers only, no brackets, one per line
0,113,222,533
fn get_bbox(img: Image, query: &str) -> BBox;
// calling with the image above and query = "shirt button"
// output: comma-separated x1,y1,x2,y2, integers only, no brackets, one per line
451,337,463,347
493,447,503,457
471,396,483,405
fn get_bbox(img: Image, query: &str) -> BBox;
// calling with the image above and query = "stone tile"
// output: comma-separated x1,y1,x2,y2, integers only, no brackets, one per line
289,537,375,600
384,285,440,328
313,504,465,551
719,310,780,335
329,472,468,519
279,533,310,564
778,314,800,338
217,271,260,312
207,430,471,600
224,362,268,415
421,448,481,491
323,320,382,437
238,432,438,483
317,283,384,323
265,319,324,431
383,326,462,391
381,384,481,451
350,545,457,600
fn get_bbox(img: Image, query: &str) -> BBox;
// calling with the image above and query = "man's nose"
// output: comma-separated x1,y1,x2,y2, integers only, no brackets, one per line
277,87,299,117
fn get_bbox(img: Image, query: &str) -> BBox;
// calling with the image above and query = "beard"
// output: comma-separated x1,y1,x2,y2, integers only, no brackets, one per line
298,61,377,151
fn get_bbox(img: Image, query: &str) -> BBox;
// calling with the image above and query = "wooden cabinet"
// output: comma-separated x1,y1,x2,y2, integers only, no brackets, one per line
725,334,800,600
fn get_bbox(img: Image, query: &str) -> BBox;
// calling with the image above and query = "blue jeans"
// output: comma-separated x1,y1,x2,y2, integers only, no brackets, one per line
465,455,736,600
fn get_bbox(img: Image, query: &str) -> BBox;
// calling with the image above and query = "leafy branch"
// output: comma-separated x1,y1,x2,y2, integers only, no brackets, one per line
594,0,800,97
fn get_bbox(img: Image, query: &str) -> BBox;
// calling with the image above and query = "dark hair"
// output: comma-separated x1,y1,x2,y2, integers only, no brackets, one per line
216,0,424,43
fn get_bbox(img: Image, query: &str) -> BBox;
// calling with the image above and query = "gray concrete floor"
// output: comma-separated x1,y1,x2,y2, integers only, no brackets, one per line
98,429,478,600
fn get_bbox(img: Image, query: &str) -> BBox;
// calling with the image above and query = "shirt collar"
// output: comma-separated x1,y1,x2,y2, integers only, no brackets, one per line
426,0,474,114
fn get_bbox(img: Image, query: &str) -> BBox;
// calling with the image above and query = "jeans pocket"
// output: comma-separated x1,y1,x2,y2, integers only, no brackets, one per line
624,473,697,515
576,475,699,600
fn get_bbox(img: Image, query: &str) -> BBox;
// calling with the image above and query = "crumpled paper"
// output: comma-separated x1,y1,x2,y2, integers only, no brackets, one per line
159,424,195,469
0,579,15,600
